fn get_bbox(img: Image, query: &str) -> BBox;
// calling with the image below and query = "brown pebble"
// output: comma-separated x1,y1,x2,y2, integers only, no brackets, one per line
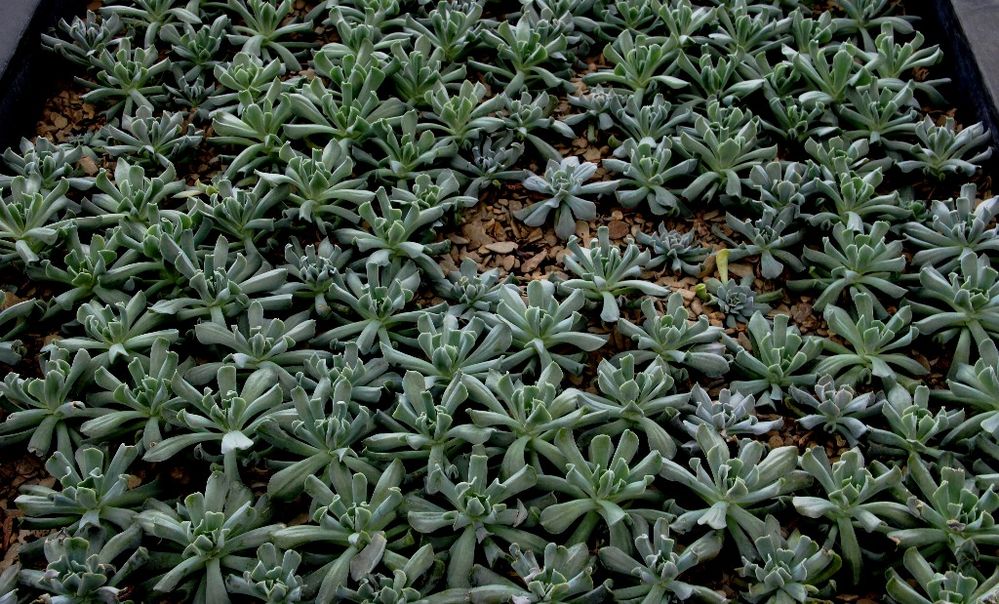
608,220,629,239
485,241,518,254
522,251,547,273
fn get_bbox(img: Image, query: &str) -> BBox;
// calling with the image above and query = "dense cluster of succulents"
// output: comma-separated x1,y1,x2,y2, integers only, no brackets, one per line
0,0,997,602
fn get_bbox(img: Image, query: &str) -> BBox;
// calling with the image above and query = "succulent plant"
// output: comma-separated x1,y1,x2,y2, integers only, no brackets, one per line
21,526,148,604
886,547,999,604
407,450,545,587
489,280,607,376
603,137,697,216
731,313,823,405
792,447,909,583
662,424,809,556
138,472,278,604
573,355,688,457
636,224,711,277
514,157,619,241
682,385,783,441
538,429,667,551
912,253,999,369
739,518,842,603
599,517,726,603
891,117,993,180
789,376,881,446
904,183,999,274
791,221,907,318
561,226,668,322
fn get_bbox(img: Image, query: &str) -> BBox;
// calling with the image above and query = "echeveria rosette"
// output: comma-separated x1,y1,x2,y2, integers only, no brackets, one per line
226,543,306,604
739,518,842,604
603,137,697,215
488,280,608,376
636,224,711,277
138,472,279,604
143,366,286,481
888,454,999,565
463,362,592,479
945,339,999,443
538,429,668,552
616,294,729,379
16,443,156,534
719,205,805,280
789,375,882,446
561,225,669,323
903,183,999,274
789,221,907,317
259,378,377,500
598,517,727,604
274,460,407,602
21,525,148,604
407,451,546,588
911,253,999,370
792,447,910,584
365,371,492,490
869,386,964,462
0,348,104,459
886,547,999,604
189,301,326,387
817,292,926,405
467,543,612,604
513,157,619,241
661,424,810,558
731,313,823,407
380,313,511,394
573,354,688,458
890,116,993,180
682,386,783,442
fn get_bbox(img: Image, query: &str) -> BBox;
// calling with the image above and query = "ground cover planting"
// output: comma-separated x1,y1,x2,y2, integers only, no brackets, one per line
0,0,998,602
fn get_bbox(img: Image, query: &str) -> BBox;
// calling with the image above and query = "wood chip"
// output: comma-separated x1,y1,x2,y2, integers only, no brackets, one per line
485,241,518,254
78,156,98,176
608,220,629,239
521,251,547,273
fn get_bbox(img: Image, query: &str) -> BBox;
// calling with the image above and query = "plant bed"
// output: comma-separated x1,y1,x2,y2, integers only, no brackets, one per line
1,0,998,603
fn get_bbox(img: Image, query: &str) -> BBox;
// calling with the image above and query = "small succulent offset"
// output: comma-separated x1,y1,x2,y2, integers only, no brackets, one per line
561,226,669,322
698,251,779,327
514,157,619,240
